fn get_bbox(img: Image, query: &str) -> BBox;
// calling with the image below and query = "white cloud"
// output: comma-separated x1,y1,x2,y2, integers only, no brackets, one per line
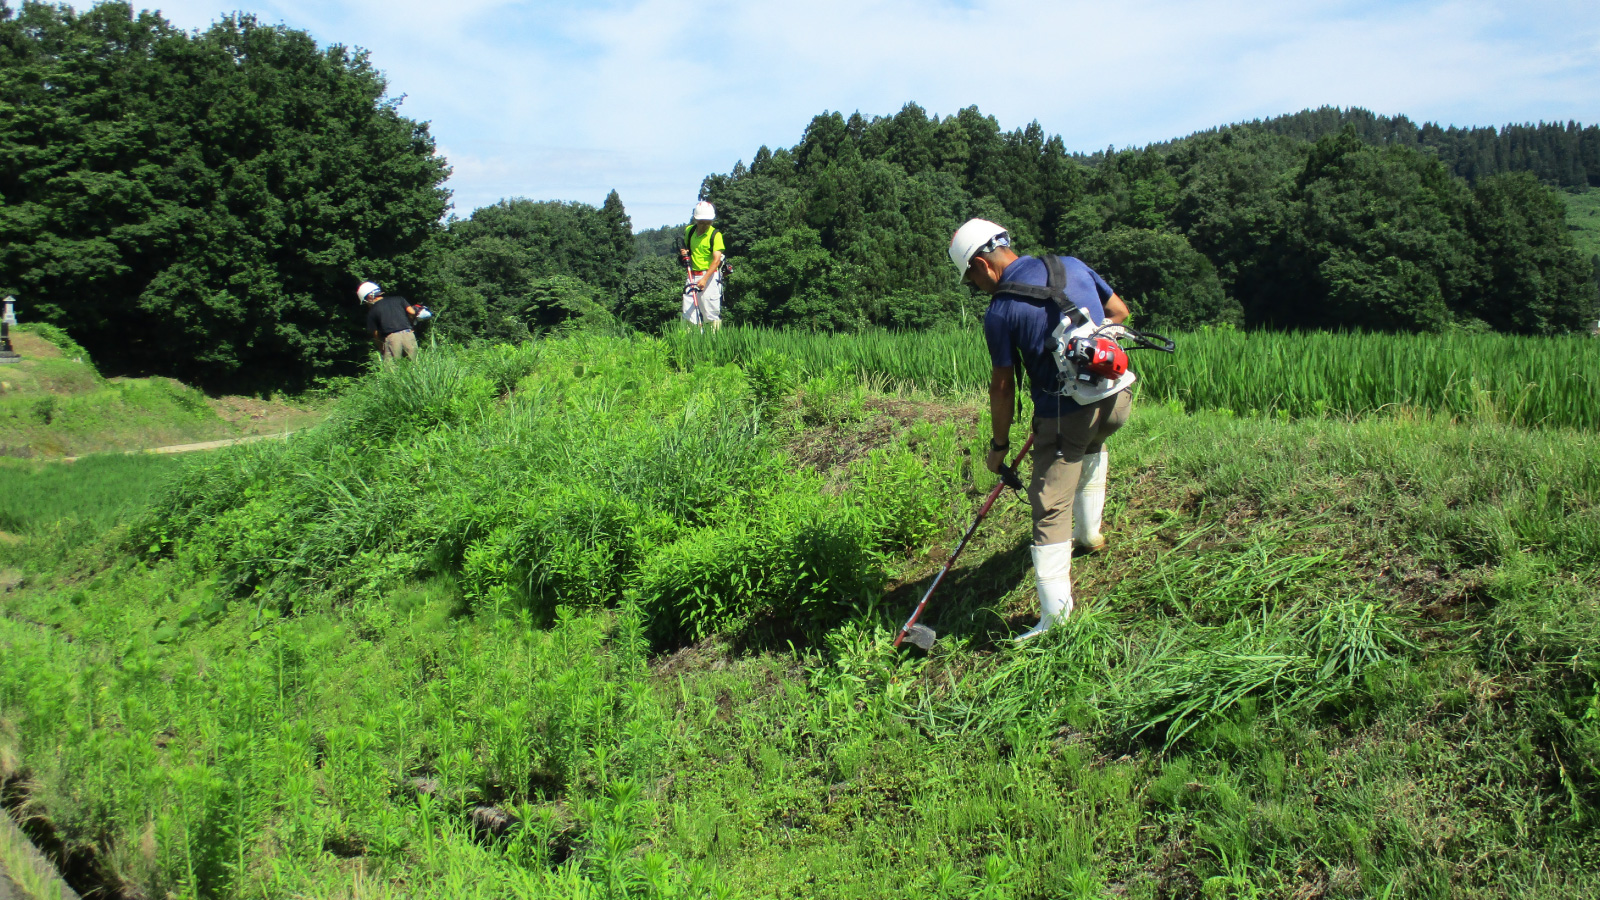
80,1,1600,226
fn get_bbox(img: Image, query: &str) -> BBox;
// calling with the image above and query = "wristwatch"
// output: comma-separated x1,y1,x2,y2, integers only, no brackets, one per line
990,439,1009,453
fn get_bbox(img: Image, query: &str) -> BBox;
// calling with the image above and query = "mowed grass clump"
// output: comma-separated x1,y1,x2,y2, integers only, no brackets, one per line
1,333,1598,898
667,325,1600,428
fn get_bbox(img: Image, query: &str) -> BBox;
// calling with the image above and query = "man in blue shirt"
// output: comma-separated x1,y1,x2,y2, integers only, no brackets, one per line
950,218,1132,641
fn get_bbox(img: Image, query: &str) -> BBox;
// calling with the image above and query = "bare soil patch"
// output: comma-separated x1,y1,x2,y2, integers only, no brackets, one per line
786,395,980,477
208,394,324,437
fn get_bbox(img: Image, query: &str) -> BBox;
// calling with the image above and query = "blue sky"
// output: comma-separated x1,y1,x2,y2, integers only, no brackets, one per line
112,0,1600,229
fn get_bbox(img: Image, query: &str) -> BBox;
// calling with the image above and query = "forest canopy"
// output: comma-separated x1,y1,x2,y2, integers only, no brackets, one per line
0,1,448,391
694,105,1597,335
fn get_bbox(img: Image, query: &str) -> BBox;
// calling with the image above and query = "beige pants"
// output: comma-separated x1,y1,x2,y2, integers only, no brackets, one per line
382,330,418,361
682,270,723,326
1029,390,1132,545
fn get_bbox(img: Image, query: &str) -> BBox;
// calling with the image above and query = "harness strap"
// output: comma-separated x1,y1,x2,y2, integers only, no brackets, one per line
1002,255,1109,423
685,224,720,263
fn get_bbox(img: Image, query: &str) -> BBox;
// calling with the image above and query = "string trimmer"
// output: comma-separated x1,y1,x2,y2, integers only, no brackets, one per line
893,435,1035,650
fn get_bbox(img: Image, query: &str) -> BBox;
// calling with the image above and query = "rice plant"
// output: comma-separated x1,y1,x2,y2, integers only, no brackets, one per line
665,326,1600,429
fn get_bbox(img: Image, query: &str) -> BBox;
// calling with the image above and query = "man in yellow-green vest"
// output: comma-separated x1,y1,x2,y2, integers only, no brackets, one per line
680,201,726,330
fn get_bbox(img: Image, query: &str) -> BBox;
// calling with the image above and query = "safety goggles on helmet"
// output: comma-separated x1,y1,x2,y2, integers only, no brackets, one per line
948,218,1011,279
977,233,1009,255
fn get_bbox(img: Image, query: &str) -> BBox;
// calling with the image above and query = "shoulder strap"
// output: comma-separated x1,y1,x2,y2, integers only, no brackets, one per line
685,225,720,250
999,256,1092,328
1044,255,1067,296
993,256,1065,304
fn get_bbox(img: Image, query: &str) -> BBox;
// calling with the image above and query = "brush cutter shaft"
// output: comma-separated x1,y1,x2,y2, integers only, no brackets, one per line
893,435,1035,648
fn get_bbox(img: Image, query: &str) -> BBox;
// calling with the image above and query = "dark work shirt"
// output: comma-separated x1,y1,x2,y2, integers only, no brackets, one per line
982,256,1114,415
366,295,413,336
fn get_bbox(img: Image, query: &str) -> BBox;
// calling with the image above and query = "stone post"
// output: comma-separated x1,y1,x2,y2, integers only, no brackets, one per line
0,296,19,364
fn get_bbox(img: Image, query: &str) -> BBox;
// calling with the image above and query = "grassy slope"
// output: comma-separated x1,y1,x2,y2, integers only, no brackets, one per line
1563,187,1600,263
0,328,323,458
1,338,1597,899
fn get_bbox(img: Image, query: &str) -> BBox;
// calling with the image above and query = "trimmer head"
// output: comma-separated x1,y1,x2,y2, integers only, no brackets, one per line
903,623,938,650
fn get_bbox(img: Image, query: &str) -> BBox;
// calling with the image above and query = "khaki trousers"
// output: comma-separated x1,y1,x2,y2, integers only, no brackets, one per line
682,271,723,326
382,330,418,361
1028,390,1132,545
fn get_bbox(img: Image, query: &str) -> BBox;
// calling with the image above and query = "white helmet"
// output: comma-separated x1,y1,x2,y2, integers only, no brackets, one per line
948,218,1009,278
692,201,715,221
356,281,383,303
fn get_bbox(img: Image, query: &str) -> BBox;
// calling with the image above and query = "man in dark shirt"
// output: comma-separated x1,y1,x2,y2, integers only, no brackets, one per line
950,218,1132,641
358,281,418,361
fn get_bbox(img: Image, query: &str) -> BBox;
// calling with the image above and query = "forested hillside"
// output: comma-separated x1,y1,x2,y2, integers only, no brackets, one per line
699,105,1596,335
423,193,636,343
1142,106,1600,188
0,1,448,391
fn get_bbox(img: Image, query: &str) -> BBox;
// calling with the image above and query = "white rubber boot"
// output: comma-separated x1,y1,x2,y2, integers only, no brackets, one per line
1014,543,1074,642
1073,450,1109,551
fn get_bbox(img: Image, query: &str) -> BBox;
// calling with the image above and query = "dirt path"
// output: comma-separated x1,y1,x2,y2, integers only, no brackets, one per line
62,430,294,463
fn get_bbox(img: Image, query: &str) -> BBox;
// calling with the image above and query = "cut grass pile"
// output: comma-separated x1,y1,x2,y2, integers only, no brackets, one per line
667,325,1600,429
0,333,1597,899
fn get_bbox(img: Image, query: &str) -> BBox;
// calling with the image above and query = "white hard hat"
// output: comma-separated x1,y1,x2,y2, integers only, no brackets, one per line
356,281,383,303
692,201,715,221
948,219,1009,278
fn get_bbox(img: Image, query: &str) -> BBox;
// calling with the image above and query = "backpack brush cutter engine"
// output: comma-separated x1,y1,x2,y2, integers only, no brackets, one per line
1065,333,1128,380
1070,325,1175,377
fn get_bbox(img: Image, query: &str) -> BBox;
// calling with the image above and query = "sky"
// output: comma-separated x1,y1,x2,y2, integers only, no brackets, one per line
95,0,1600,229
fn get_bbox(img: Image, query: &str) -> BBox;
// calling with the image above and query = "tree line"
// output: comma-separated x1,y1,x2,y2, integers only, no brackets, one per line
1,2,1594,393
1145,106,1600,189
687,105,1597,336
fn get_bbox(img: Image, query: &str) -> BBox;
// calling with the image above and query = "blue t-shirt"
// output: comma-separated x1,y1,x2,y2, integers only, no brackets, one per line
982,255,1115,415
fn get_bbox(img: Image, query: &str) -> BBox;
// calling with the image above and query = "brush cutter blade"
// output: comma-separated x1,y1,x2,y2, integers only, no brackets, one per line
904,624,937,650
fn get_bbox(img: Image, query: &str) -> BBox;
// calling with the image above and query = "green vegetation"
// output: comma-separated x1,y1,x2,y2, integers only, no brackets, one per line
1,333,1597,898
0,1,449,391
0,328,236,458
666,326,1600,429
1149,106,1600,189
0,453,188,536
430,195,640,343
1562,187,1600,263
702,115,1595,336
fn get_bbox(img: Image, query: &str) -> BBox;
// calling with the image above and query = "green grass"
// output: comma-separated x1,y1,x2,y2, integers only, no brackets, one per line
0,326,234,458
667,326,1600,429
0,334,1597,898
1562,186,1600,263
0,453,190,536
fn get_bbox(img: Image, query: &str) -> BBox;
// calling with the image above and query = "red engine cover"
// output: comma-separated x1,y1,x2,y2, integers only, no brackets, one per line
1070,336,1128,379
